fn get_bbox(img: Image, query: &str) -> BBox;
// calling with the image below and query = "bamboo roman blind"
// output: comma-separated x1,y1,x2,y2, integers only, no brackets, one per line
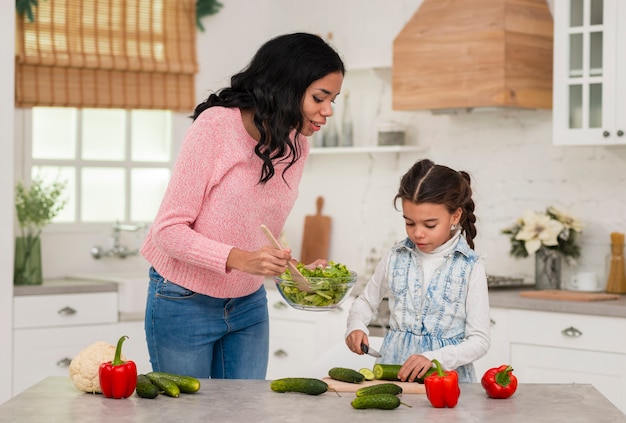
15,0,198,111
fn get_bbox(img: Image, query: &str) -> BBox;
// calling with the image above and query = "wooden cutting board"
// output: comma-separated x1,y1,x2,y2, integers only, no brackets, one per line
519,290,621,302
300,196,331,264
322,377,426,394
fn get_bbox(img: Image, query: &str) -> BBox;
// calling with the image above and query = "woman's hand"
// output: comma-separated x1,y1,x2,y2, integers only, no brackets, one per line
226,246,293,276
345,330,368,355
397,354,434,382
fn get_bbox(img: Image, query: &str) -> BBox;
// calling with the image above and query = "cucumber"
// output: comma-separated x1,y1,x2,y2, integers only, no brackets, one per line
146,373,180,398
147,372,201,393
270,378,328,395
416,367,436,384
328,367,365,384
356,383,403,397
135,374,159,399
373,364,402,380
351,393,401,410
359,368,375,381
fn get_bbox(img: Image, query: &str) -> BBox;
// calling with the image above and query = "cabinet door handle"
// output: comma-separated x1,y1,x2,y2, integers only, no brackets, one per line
561,326,582,337
56,358,72,367
618,130,624,137
273,349,288,358
273,301,288,310
603,130,610,137
58,306,77,316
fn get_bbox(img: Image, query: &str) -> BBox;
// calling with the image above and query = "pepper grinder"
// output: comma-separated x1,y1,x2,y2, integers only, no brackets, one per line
605,232,626,294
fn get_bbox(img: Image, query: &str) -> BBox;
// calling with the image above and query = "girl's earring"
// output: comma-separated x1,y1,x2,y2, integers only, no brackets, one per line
451,224,458,231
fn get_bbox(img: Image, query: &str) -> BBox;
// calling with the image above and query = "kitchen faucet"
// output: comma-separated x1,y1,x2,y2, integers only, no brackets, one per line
91,221,146,259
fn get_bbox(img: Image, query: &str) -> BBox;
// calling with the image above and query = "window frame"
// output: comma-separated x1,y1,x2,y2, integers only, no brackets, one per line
16,107,180,233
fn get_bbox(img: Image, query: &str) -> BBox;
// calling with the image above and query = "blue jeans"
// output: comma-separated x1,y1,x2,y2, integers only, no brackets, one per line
145,267,269,379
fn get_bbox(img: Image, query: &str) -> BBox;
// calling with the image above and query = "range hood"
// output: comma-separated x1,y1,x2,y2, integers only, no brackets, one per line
392,0,553,112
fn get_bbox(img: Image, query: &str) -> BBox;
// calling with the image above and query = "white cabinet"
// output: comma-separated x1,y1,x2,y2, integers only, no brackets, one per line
473,307,511,378
266,288,352,380
12,292,118,395
553,0,626,145
508,309,626,413
12,292,151,396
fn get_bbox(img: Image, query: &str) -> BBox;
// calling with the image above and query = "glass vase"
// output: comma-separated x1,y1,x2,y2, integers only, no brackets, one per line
535,247,561,290
14,236,43,285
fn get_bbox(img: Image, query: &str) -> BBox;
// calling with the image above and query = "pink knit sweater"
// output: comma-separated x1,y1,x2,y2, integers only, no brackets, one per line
140,107,309,298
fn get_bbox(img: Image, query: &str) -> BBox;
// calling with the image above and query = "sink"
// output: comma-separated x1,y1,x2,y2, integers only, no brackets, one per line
67,272,148,315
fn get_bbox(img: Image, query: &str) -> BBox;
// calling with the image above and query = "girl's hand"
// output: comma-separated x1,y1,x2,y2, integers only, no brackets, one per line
345,330,368,355
397,354,434,382
302,259,328,270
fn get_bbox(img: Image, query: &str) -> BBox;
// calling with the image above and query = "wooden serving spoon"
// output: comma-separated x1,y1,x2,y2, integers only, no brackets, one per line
260,224,312,293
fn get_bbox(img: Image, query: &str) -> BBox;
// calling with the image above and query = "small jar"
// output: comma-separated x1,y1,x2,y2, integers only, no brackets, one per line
377,121,405,146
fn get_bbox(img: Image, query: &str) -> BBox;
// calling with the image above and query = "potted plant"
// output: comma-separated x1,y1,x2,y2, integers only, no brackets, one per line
502,206,582,290
14,177,67,285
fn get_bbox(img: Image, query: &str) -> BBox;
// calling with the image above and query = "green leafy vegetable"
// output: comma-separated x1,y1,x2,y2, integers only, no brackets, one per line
277,262,355,308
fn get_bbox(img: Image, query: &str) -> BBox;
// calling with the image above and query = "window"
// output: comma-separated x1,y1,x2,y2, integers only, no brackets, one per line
25,107,173,225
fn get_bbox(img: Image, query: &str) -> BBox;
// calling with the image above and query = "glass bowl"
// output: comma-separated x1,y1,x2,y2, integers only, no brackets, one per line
273,270,357,311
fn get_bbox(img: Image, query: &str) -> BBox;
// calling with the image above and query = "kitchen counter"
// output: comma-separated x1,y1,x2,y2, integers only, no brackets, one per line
13,278,117,296
1,377,624,422
488,288,626,318
14,279,626,318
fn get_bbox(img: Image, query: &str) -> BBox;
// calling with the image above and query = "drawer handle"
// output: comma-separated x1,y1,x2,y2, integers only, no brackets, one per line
490,318,496,326
273,349,288,358
561,326,582,337
58,306,77,316
273,301,288,310
57,358,72,368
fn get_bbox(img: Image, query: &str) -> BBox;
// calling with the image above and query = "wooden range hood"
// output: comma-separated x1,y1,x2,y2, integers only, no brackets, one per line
392,0,553,112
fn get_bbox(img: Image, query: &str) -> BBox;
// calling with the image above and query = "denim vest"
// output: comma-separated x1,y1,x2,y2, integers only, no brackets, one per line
379,235,478,383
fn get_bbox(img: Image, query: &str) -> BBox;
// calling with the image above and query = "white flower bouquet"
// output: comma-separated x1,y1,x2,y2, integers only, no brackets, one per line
502,206,583,263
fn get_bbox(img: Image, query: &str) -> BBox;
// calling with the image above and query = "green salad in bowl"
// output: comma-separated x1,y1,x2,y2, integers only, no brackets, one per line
274,262,357,311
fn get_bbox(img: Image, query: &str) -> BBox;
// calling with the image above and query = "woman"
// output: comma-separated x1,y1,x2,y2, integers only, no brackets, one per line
140,33,345,379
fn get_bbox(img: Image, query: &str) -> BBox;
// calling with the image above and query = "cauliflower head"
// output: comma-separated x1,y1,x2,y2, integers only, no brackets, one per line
68,341,127,393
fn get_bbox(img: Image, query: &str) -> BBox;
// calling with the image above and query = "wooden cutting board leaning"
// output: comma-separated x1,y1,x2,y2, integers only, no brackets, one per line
519,290,620,302
322,377,426,394
300,196,331,265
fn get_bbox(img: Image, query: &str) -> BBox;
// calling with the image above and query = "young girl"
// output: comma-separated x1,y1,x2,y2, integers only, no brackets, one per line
141,33,344,380
345,159,490,383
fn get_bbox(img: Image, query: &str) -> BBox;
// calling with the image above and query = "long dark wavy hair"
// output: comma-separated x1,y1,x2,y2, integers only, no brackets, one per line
394,159,478,249
192,33,345,184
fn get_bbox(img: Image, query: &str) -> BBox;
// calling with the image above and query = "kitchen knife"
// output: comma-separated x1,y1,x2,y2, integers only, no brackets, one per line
361,343,382,358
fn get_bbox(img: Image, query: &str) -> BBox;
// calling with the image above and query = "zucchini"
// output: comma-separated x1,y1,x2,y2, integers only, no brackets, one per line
146,372,201,393
356,383,403,397
270,378,328,395
351,393,401,410
373,364,402,380
146,373,180,398
328,367,365,384
135,374,159,399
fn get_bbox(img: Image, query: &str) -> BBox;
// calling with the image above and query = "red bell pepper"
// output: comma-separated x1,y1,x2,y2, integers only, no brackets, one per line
99,335,137,399
424,359,460,408
481,365,518,399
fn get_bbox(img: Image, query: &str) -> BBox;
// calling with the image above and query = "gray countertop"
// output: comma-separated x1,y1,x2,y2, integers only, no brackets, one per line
13,278,117,296
488,288,626,318
14,279,626,319
0,376,624,422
